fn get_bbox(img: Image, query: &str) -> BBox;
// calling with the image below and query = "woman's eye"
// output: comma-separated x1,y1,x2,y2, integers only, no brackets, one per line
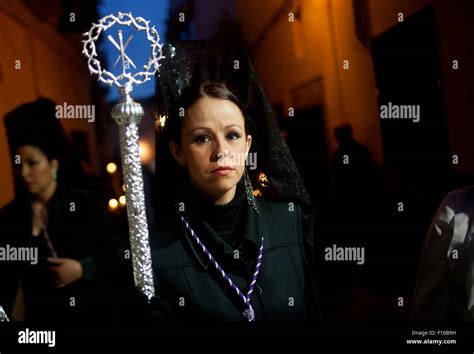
227,131,241,140
194,135,211,144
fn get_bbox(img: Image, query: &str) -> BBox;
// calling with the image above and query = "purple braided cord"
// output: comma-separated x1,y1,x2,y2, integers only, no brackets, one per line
179,214,264,321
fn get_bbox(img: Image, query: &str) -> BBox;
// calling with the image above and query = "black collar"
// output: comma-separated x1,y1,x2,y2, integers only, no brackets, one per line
179,200,262,271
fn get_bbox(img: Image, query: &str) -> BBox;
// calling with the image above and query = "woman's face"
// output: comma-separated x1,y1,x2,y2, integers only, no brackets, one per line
170,96,252,204
16,145,58,196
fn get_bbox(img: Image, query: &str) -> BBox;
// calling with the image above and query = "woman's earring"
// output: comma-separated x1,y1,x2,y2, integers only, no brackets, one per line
52,170,57,180
244,169,259,214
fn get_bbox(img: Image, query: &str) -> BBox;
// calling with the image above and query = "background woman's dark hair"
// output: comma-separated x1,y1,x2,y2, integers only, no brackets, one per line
5,99,67,162
165,81,255,144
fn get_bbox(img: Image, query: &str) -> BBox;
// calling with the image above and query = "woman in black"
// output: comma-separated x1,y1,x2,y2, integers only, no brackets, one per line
140,41,319,322
0,99,123,326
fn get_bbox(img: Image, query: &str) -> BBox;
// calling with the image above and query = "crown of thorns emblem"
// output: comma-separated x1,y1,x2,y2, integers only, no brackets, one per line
82,12,164,89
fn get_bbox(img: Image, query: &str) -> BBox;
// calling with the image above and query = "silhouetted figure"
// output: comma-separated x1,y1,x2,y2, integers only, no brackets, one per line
332,123,377,221
320,123,380,320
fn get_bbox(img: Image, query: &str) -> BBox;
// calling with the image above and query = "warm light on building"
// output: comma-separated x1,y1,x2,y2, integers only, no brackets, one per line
119,195,126,205
106,162,117,174
108,198,119,210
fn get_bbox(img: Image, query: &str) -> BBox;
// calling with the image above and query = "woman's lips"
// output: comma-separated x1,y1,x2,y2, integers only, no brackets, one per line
211,167,234,175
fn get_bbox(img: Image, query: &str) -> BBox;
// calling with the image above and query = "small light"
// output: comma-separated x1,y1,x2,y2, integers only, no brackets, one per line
258,172,269,187
253,189,262,197
119,195,126,205
108,198,118,210
122,184,126,192
106,162,117,174
155,114,167,130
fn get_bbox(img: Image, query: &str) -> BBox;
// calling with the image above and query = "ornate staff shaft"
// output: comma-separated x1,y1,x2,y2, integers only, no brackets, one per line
112,85,154,299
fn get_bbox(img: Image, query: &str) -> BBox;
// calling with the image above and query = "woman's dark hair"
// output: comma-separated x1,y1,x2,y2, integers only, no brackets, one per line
5,98,67,162
165,81,254,143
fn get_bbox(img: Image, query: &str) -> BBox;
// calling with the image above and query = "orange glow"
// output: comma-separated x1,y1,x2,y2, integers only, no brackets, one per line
139,140,153,164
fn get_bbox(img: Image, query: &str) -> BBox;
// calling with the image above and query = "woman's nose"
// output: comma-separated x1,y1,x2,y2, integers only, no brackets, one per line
214,150,230,163
213,137,229,160
20,164,30,179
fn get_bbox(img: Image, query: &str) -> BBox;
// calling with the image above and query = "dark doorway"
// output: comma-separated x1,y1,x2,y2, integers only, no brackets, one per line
372,4,449,213
370,4,450,297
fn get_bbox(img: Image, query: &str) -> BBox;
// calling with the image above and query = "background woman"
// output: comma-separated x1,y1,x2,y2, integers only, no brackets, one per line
0,98,123,326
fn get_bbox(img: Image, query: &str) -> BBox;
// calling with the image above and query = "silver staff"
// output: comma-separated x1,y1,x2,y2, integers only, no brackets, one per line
0,306,9,322
82,12,164,299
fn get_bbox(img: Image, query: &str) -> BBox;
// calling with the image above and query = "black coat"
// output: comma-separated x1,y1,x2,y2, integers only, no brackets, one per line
0,187,124,325
149,199,319,321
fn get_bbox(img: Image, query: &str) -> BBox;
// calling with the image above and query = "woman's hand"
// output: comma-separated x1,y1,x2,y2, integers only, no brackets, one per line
47,258,84,288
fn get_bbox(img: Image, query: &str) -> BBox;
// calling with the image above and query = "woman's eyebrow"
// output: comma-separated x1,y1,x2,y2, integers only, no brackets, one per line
187,123,243,136
189,127,211,134
189,124,242,133
225,124,242,129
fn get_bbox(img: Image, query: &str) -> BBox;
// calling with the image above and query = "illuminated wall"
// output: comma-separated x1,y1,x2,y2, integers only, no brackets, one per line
233,0,444,168
0,0,98,206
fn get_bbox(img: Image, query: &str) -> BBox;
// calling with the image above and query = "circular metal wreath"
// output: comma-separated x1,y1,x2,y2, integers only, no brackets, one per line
82,12,165,88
